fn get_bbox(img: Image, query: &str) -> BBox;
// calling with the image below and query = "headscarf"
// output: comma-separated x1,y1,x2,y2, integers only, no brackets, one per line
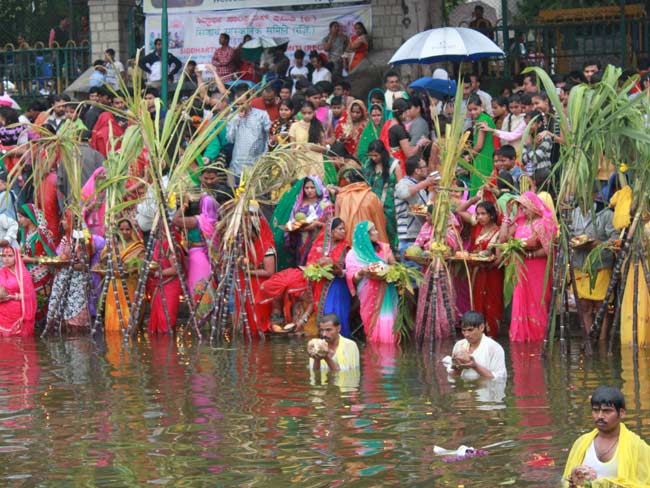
357,103,386,161
1,246,37,333
352,220,385,266
20,203,45,230
290,175,330,218
249,212,275,267
514,191,558,254
197,194,219,243
81,166,107,234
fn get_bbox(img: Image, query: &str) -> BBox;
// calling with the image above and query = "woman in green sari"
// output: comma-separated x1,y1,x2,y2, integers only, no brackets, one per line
356,88,386,163
363,140,402,251
466,93,496,196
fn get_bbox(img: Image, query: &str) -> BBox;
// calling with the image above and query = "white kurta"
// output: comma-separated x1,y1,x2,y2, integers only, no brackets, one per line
448,335,507,380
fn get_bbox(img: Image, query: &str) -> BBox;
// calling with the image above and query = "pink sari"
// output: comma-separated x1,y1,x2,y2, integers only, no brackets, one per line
81,167,106,236
509,192,557,342
0,248,37,336
345,239,398,344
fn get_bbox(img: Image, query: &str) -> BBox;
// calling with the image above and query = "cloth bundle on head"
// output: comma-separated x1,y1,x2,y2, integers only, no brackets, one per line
514,192,558,254
352,220,385,266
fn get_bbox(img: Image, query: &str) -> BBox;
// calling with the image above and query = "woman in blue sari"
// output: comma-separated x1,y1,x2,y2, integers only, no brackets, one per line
306,218,352,337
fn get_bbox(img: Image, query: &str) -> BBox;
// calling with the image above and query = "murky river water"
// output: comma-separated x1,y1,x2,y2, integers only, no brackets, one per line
1,333,648,487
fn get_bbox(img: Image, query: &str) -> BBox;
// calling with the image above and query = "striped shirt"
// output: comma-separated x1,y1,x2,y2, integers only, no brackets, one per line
394,176,428,241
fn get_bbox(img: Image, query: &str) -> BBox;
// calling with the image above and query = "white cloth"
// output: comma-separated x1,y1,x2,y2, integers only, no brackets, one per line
432,68,449,80
384,90,407,111
311,67,332,84
583,440,619,479
105,60,124,88
476,89,493,116
447,335,507,380
136,175,169,232
0,214,18,248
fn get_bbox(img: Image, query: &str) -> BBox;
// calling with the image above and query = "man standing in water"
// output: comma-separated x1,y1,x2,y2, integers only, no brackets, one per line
563,386,650,487
309,314,359,372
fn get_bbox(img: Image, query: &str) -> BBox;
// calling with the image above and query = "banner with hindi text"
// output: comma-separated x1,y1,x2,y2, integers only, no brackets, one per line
144,0,357,14
144,4,372,66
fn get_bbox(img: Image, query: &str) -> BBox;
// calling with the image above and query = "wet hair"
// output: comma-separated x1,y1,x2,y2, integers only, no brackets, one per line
467,93,482,107
320,313,340,326
461,311,485,328
591,386,625,413
367,139,391,183
476,201,497,223
495,144,516,160
300,101,324,144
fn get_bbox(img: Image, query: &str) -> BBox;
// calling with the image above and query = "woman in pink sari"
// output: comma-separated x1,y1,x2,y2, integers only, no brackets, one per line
0,246,37,336
81,167,107,236
345,220,398,343
500,192,557,342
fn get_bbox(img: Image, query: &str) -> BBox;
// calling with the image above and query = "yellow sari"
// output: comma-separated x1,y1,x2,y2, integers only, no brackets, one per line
103,240,145,333
562,423,650,487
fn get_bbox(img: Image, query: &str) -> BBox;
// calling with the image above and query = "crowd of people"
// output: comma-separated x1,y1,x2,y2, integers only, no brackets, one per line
0,38,649,484
0,56,646,350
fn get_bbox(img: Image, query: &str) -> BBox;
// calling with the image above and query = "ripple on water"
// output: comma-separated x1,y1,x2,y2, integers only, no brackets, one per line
0,335,649,486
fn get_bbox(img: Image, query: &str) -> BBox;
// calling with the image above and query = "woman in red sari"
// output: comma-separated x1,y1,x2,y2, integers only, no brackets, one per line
90,96,128,158
469,201,503,337
17,203,56,323
235,210,276,337
334,100,367,156
146,233,183,334
306,217,352,337
0,246,37,336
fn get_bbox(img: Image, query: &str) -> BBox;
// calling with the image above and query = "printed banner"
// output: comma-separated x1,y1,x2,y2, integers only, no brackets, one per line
144,0,360,14
144,4,372,66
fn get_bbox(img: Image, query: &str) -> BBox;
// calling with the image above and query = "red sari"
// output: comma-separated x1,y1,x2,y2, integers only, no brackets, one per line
0,248,37,336
90,112,126,158
235,215,275,337
306,221,349,321
470,224,503,337
146,240,182,334
334,100,367,156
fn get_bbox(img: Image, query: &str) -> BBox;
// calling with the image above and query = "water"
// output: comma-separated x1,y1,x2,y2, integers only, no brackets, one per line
1,334,648,487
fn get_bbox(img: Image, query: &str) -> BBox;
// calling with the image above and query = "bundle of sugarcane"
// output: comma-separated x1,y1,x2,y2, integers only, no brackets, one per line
416,79,472,346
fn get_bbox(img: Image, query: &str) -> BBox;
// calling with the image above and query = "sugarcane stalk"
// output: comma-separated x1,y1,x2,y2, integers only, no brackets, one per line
125,218,159,338
632,244,640,357
543,240,563,356
439,264,456,339
417,266,435,346
91,270,111,335
592,211,640,337
567,248,590,355
608,255,630,355
428,261,439,354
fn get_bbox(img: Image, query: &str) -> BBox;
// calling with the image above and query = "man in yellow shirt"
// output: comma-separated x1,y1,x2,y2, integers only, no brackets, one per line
309,314,359,372
563,386,650,487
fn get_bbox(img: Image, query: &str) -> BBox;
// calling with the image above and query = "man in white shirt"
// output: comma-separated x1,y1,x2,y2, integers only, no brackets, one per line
564,386,650,487
446,311,506,380
104,48,124,89
383,70,408,117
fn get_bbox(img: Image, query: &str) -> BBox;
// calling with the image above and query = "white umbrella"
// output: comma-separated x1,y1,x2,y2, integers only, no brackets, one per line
389,27,504,65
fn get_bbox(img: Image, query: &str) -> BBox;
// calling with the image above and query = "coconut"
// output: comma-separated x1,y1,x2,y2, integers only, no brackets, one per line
307,338,329,356
405,245,424,257
294,212,307,222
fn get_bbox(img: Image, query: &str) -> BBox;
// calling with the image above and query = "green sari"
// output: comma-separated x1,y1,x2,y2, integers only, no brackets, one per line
470,112,496,196
357,90,387,163
363,159,398,250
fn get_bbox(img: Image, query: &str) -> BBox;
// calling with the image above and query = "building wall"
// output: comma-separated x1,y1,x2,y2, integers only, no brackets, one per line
88,0,135,63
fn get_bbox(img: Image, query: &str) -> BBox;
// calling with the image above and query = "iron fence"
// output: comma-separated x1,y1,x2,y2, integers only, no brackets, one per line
0,43,91,99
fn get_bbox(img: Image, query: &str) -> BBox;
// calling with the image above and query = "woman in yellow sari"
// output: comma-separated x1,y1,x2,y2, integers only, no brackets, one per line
103,219,145,333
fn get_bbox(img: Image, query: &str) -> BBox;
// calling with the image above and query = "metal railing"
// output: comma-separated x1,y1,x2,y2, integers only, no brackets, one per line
0,42,91,99
479,16,649,77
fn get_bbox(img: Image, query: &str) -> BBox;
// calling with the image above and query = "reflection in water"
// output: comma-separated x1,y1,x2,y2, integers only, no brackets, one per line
0,336,649,485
